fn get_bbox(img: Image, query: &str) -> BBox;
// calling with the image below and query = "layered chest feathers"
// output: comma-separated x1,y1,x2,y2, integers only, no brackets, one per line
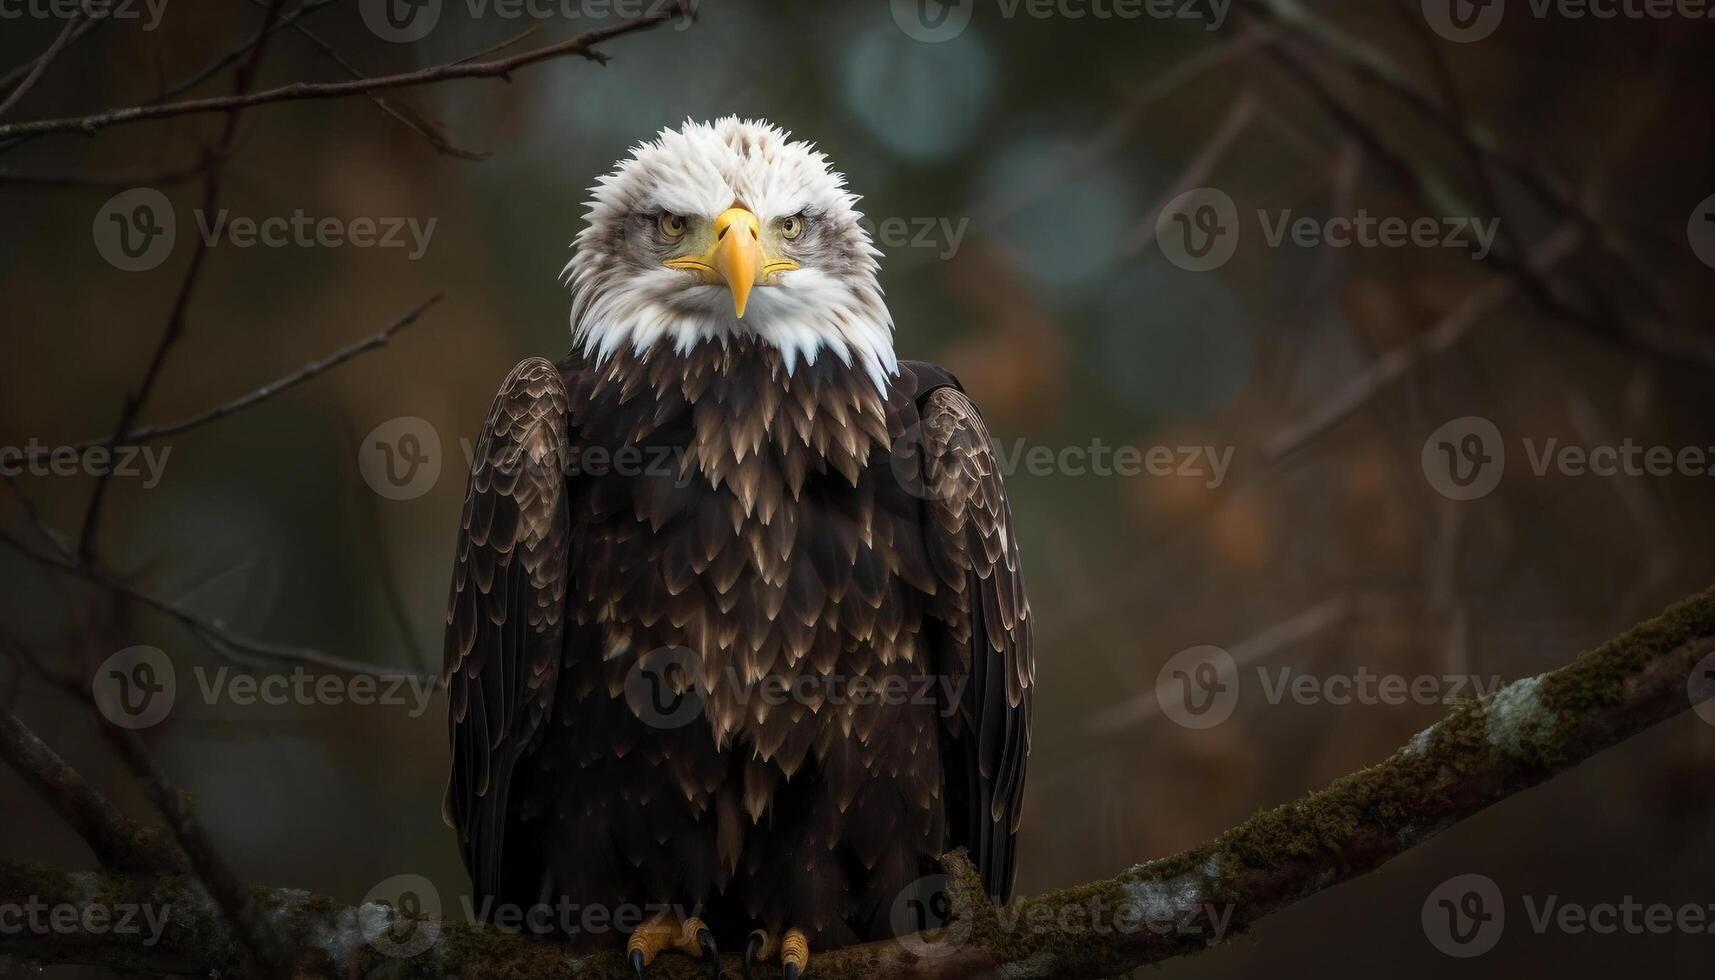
557,341,939,694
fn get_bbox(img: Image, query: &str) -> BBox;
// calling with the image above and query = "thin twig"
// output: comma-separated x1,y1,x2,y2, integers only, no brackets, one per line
1237,0,1677,324
77,0,292,561
98,717,293,978
0,5,691,142
24,295,442,466
146,0,341,107
1263,222,1584,460
253,0,505,160
0,531,432,681
0,2,88,120
0,10,105,95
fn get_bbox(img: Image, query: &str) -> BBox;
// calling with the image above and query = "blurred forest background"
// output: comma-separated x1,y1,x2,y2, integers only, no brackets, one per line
2,0,1713,976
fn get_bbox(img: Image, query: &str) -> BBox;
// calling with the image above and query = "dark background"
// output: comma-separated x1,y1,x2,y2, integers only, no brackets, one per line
2,0,1713,976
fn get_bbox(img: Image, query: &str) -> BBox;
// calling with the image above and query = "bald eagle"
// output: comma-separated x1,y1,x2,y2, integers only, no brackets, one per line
442,118,1032,979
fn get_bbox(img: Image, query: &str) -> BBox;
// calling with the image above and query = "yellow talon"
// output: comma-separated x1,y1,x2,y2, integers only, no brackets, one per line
782,927,810,980
628,915,716,978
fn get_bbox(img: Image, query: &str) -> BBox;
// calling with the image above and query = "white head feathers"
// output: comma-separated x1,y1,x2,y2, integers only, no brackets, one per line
563,117,898,390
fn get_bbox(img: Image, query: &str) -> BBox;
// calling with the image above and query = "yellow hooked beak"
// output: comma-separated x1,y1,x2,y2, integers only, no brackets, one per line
664,207,798,319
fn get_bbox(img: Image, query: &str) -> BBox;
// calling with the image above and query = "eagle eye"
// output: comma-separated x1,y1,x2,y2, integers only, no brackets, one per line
658,212,688,239
780,214,805,241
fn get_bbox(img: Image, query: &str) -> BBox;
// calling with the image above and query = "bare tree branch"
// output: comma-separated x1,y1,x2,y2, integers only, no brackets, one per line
0,531,432,681
0,6,691,142
0,704,181,875
1262,222,1583,460
250,0,520,160
0,1,91,120
147,0,340,107
0,9,105,96
3,587,1711,978
95,718,293,979
75,0,292,562
21,294,443,466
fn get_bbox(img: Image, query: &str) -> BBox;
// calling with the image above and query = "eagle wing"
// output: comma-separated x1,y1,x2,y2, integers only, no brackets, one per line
442,357,571,905
917,383,1034,903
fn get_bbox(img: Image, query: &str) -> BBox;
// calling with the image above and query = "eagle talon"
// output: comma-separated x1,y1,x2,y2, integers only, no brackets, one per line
742,928,773,980
628,914,714,978
781,927,809,980
695,925,720,980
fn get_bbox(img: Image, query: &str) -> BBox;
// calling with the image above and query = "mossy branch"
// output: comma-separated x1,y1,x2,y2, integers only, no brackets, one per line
3,588,1713,979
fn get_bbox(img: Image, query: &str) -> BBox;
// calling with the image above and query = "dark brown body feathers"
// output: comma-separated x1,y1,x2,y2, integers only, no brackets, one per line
443,338,1031,950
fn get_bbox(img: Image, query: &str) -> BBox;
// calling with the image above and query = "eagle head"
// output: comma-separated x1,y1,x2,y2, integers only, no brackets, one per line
564,117,896,389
